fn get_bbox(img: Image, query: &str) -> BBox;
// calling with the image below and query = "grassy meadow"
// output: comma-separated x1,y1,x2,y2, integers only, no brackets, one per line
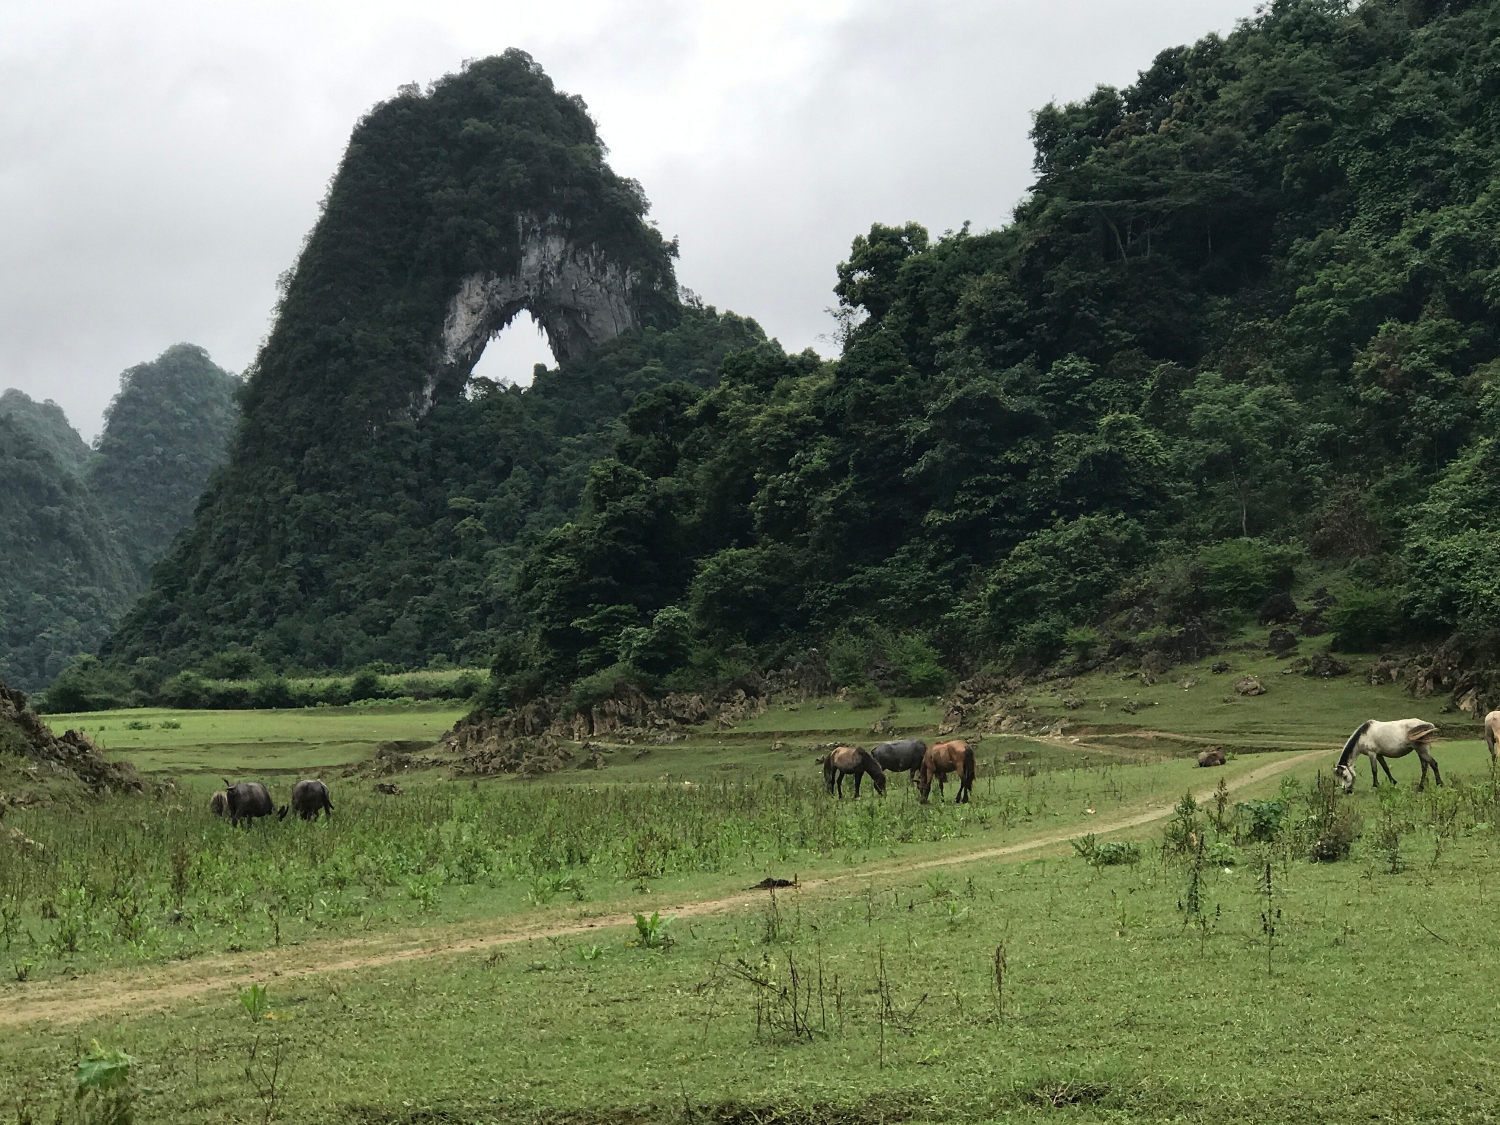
41,703,470,775
3,667,1498,1123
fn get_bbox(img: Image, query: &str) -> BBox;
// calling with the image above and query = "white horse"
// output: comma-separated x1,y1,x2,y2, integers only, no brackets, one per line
1483,710,1500,762
1334,718,1441,793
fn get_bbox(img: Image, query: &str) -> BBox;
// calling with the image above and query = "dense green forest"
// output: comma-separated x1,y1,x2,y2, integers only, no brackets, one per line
63,3,1500,712
87,345,240,583
0,348,237,691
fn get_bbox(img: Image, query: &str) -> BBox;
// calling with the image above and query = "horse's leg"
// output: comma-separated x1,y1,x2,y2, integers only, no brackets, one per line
1420,747,1442,788
1378,755,1398,786
854,770,863,798
1368,752,1380,788
836,773,845,799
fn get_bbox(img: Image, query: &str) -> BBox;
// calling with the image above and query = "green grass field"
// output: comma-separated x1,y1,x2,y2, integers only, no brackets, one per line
42,703,470,774
4,669,1498,1123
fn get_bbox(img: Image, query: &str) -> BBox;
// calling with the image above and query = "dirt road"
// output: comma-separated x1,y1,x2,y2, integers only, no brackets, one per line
0,748,1322,1029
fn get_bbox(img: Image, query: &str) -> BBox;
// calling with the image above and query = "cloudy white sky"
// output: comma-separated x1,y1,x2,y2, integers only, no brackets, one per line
0,0,1256,439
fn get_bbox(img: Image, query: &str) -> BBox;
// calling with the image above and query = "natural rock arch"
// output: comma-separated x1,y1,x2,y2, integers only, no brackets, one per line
431,213,644,407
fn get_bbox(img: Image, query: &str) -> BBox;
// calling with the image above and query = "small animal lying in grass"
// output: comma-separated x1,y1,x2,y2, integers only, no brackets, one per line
1197,748,1226,767
209,790,228,817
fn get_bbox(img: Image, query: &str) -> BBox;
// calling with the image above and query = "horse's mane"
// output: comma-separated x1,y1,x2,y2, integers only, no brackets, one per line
1337,720,1373,769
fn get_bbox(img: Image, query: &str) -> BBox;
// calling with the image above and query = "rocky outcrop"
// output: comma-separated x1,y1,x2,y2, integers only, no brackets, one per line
442,678,769,767
432,216,642,405
0,680,140,793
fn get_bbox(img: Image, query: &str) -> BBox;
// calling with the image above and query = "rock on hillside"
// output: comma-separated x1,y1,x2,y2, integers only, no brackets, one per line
0,679,139,794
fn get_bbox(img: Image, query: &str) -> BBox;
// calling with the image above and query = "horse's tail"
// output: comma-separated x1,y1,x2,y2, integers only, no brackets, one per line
1338,720,1373,769
961,742,976,786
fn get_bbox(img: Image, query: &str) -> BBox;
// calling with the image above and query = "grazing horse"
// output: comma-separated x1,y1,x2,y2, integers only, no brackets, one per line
871,738,927,779
1484,710,1500,763
1334,719,1441,793
822,746,886,798
918,740,975,804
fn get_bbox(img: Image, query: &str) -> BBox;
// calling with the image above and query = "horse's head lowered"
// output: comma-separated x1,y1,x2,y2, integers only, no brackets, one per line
1335,761,1358,794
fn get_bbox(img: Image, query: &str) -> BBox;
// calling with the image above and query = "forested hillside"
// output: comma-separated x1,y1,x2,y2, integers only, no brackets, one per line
484,0,1500,707
97,49,688,680
0,348,238,690
0,414,131,690
0,390,92,475
76,2,1500,714
87,344,240,583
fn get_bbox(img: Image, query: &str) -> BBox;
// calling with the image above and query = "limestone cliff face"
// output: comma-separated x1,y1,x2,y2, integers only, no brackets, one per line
430,215,641,407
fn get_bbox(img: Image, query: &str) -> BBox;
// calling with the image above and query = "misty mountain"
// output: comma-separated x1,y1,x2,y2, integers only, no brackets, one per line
0,346,239,690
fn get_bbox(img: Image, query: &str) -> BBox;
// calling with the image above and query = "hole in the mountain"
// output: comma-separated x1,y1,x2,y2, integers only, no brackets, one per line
469,310,554,388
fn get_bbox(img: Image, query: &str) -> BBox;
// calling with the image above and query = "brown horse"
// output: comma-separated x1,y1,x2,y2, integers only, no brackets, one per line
823,745,886,798
918,740,975,804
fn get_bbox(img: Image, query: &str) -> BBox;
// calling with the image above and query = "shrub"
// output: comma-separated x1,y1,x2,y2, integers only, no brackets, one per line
1328,585,1403,651
1072,835,1141,866
883,631,948,695
157,671,209,709
194,649,272,680
617,605,694,674
38,656,136,713
1236,798,1287,843
1162,792,1202,855
566,663,646,715
1305,772,1361,862
249,677,296,709
348,667,386,702
689,544,805,644
1194,538,1294,612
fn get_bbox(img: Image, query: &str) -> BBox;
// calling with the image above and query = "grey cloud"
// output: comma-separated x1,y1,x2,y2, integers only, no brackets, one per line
0,0,1255,438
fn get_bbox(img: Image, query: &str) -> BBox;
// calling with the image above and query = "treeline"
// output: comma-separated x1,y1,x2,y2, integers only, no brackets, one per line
0,346,238,691
68,3,1500,713
479,0,1500,708
41,653,483,713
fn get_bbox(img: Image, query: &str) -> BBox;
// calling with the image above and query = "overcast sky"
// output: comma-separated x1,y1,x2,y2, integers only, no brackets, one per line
0,0,1256,440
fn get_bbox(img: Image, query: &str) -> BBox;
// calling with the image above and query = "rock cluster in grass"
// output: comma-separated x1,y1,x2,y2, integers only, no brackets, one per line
446,681,770,754
0,677,140,793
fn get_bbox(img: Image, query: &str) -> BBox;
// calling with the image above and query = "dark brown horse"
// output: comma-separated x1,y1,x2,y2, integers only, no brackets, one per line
823,745,886,798
918,740,975,804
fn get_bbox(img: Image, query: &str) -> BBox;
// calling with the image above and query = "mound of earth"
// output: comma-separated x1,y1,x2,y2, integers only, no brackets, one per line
0,679,140,796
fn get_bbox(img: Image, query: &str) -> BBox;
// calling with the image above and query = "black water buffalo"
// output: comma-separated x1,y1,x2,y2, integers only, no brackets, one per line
870,739,927,779
280,779,333,821
221,780,274,827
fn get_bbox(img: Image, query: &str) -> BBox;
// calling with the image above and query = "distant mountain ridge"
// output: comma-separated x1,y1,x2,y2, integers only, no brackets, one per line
0,346,239,690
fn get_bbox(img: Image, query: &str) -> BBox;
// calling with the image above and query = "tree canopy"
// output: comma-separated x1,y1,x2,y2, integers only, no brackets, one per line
70,3,1500,708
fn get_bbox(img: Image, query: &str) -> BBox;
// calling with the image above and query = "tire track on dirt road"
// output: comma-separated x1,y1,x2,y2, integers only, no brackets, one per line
0,748,1323,1029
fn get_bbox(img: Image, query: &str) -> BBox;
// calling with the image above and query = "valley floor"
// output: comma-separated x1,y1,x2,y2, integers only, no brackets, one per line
3,669,1496,1123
